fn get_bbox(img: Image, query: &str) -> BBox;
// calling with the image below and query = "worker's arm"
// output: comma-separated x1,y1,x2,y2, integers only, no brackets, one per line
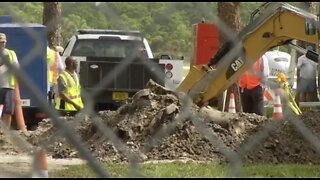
58,92,81,111
12,50,19,68
297,56,304,69
0,50,13,66
260,55,269,88
55,51,65,73
0,54,7,66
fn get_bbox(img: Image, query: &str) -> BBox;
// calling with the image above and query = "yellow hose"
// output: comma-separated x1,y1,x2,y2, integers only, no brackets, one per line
277,73,302,115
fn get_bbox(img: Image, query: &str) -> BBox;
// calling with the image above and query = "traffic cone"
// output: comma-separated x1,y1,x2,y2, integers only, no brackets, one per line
32,149,48,178
272,91,283,120
228,92,236,113
14,83,27,131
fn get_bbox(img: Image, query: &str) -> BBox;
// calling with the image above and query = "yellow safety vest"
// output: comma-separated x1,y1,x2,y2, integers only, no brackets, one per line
55,71,84,111
4,48,16,88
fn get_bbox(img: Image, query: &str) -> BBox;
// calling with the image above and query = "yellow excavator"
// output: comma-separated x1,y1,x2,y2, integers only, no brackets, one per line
179,2,319,107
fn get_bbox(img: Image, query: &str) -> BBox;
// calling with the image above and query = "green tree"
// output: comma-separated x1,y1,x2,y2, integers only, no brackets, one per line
61,14,90,46
0,2,43,23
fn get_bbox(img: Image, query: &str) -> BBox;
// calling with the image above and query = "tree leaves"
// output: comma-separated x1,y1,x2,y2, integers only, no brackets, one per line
2,2,271,60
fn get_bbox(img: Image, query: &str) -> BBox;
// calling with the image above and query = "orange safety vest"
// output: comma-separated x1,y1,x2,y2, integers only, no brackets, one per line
239,58,262,90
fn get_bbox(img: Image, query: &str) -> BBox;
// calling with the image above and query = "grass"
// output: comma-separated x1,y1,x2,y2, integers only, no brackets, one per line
50,162,320,178
266,105,273,118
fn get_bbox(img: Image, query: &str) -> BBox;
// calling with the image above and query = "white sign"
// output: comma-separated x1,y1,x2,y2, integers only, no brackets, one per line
20,99,31,106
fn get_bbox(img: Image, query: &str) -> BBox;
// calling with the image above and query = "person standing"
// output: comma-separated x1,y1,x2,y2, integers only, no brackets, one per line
0,33,19,128
239,55,269,116
47,46,65,105
297,45,318,103
55,56,83,115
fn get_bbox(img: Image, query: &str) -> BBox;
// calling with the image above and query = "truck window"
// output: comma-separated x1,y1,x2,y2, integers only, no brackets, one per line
71,39,145,58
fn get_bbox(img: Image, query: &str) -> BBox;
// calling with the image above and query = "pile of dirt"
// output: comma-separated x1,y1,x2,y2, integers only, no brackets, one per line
20,80,320,164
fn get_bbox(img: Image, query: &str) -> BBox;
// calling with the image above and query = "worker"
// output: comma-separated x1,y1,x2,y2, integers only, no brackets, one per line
239,55,269,116
125,45,148,58
0,33,19,128
297,45,318,103
47,45,65,105
55,56,83,116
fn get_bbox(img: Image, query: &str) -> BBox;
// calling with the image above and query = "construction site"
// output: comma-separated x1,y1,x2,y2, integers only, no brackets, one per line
1,2,320,178
0,80,319,177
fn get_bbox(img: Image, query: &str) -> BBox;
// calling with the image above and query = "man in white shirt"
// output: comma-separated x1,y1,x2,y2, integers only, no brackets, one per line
297,45,318,102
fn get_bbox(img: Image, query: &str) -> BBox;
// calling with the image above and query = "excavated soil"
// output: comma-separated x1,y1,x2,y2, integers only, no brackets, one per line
2,80,320,165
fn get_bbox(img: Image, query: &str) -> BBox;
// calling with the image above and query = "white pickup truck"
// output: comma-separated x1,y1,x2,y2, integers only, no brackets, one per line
61,29,184,110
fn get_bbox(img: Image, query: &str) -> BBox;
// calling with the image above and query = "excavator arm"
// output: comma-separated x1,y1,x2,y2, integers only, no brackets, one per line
179,2,319,106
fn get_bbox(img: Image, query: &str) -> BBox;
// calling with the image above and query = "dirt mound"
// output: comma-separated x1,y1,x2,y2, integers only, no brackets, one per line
22,80,320,164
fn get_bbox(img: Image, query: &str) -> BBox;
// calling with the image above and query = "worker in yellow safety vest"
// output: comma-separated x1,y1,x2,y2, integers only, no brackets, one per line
0,33,20,128
47,46,65,105
55,56,83,115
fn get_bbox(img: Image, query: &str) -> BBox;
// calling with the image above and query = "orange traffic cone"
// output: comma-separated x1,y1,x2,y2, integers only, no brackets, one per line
14,83,27,131
228,92,236,113
32,149,48,178
272,92,283,120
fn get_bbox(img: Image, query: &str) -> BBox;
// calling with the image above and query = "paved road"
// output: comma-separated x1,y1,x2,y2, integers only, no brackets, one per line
0,152,85,178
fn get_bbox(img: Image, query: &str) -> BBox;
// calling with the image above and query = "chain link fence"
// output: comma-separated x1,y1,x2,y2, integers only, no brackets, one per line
0,2,319,178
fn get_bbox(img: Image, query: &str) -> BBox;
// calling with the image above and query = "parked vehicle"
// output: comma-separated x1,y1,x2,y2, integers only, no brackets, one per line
62,29,184,110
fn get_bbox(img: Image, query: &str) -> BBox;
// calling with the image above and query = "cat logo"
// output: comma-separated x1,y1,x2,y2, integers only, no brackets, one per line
231,58,244,71
226,58,245,79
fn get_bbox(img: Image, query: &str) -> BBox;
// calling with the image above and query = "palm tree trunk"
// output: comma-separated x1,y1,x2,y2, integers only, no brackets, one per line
217,2,242,112
43,2,62,48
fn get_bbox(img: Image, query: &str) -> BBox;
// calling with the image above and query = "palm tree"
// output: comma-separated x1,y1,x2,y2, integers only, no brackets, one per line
43,2,62,48
217,2,242,112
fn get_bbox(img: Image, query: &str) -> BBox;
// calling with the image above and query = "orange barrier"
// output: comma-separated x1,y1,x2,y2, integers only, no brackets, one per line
228,92,236,113
14,83,27,131
272,91,283,120
32,149,48,178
